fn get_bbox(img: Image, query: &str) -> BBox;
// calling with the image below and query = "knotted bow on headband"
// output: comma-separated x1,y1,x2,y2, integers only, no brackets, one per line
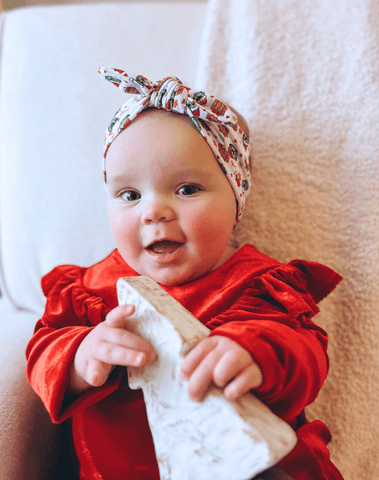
99,67,251,222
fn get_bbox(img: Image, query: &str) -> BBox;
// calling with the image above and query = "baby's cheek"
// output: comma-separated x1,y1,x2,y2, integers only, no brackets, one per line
108,209,139,255
108,213,124,245
193,210,233,246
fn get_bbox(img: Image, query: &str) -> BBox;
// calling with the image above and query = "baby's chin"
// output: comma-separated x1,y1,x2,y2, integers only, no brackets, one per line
137,269,207,287
131,262,217,287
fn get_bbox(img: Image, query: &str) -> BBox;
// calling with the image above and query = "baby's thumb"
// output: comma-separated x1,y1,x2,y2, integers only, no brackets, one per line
86,359,114,387
105,304,135,329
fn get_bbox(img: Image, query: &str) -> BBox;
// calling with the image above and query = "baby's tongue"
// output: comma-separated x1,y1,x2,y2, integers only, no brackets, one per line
150,240,182,254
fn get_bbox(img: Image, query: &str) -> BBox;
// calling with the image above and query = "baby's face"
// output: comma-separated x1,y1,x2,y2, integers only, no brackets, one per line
106,110,237,286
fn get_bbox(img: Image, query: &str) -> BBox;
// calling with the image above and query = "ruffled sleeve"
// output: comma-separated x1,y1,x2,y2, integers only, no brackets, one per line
40,264,113,329
288,259,342,304
207,260,342,330
26,265,122,423
207,260,342,421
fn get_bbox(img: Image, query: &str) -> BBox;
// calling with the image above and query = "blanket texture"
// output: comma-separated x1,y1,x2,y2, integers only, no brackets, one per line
194,1,379,479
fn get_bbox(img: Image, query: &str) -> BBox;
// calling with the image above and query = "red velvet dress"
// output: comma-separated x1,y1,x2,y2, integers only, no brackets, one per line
26,244,344,480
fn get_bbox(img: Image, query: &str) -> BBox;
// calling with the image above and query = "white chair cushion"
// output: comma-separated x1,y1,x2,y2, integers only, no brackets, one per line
0,2,206,315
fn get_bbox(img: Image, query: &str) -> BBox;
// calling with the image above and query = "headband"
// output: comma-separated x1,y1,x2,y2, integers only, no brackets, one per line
99,67,251,222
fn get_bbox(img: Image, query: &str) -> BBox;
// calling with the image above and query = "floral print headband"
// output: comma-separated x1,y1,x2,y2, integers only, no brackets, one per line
99,67,251,222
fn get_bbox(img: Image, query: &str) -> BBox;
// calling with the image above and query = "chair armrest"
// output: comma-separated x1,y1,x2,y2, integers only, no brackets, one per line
0,305,62,480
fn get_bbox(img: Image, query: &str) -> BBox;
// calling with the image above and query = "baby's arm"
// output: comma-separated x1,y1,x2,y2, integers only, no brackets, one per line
70,304,156,395
181,336,263,401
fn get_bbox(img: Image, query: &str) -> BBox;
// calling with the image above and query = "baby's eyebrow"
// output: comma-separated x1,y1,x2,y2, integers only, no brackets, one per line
106,174,134,184
107,167,213,187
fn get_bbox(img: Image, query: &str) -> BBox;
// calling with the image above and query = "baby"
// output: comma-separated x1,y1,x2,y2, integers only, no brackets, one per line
26,69,344,480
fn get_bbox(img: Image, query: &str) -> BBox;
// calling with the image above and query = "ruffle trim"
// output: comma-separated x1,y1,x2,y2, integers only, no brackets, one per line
206,259,342,331
288,259,342,304
250,260,341,322
41,265,112,329
250,264,320,321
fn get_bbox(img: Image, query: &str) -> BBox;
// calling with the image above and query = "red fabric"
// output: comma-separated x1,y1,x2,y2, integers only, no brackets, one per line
26,244,344,480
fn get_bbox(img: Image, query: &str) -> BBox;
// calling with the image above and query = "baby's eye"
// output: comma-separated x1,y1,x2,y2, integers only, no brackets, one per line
177,185,201,196
120,190,141,202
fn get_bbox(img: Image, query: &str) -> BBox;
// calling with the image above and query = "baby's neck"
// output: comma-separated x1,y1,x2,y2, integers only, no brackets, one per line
210,244,239,272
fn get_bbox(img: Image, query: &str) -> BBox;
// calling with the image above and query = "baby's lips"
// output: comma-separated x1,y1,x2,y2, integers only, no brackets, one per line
148,240,183,254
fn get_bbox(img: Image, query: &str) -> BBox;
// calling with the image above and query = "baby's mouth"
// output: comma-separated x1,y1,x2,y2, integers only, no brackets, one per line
147,240,184,254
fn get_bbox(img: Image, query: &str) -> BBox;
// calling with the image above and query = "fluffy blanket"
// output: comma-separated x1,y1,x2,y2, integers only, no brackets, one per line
194,1,379,478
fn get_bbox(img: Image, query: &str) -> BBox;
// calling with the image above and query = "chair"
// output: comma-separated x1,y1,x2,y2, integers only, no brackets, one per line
0,2,206,478
2,0,378,478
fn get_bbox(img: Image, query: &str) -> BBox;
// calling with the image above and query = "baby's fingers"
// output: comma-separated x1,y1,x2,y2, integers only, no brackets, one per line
103,305,156,362
105,304,135,328
85,358,113,387
212,348,253,388
223,363,263,400
181,337,217,380
100,326,156,362
95,341,149,369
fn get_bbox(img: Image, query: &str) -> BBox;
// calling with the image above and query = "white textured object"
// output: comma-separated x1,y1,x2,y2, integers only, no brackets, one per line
117,276,297,480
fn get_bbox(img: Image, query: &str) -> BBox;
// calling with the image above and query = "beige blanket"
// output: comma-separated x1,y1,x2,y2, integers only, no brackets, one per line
194,1,379,478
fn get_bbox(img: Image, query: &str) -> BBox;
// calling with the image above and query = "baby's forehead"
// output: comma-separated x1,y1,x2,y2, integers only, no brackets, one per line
112,110,202,158
106,109,218,175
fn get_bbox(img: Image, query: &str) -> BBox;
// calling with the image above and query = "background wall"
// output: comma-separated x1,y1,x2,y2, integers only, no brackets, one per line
2,0,206,11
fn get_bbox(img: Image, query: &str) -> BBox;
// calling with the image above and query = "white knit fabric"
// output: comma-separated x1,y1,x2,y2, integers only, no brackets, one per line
194,1,379,479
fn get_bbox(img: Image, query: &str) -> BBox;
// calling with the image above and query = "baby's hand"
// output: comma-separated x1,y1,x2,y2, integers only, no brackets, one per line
181,336,262,401
70,304,156,394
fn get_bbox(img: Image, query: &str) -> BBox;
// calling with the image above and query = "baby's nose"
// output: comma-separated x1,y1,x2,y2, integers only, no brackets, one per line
141,199,176,224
